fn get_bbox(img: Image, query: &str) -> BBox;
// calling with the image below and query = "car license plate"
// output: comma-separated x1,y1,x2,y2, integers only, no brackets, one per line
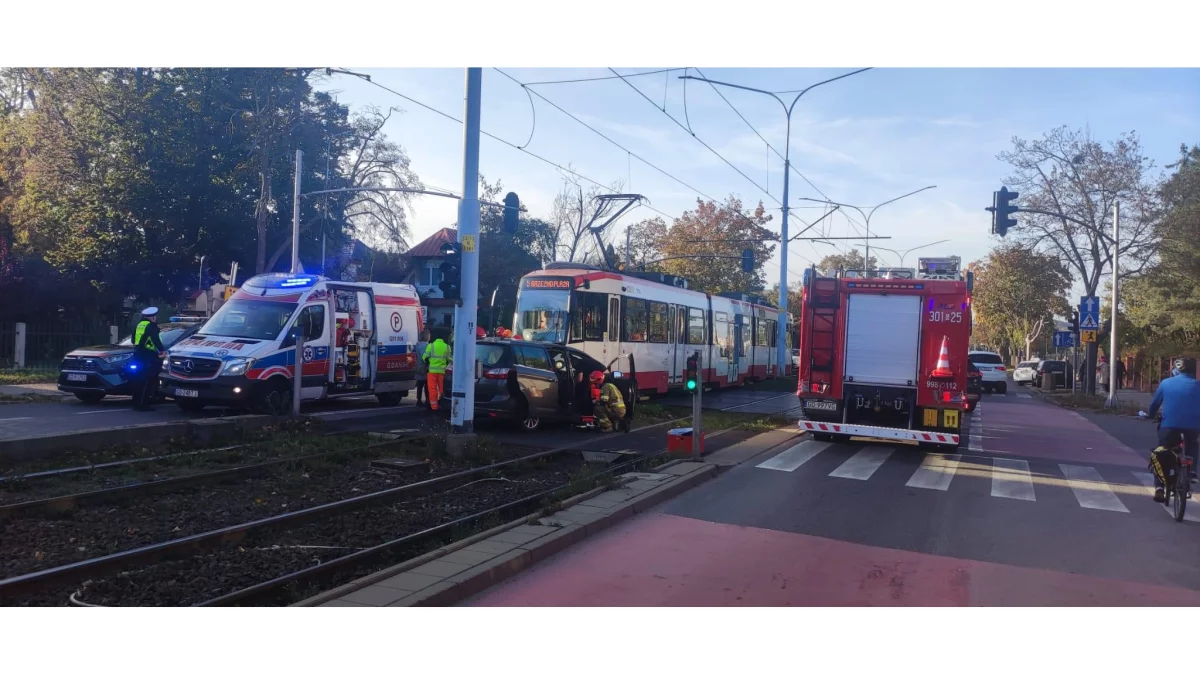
67,373,87,382
175,388,199,398
803,399,837,411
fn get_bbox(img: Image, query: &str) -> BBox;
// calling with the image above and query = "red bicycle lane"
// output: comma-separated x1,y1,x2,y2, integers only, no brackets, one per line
979,398,1146,467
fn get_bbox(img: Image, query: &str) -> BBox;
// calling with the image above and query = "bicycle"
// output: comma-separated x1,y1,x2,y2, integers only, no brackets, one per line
1141,410,1192,522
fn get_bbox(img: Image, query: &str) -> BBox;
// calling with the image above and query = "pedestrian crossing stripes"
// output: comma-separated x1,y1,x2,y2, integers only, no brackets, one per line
1131,472,1200,522
752,445,1181,517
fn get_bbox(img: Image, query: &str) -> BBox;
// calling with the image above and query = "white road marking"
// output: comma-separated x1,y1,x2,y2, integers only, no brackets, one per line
1132,471,1200,522
905,454,961,491
991,458,1036,501
75,409,130,415
1018,393,1032,399
756,440,830,472
829,446,893,480
0,417,33,422
1059,464,1129,512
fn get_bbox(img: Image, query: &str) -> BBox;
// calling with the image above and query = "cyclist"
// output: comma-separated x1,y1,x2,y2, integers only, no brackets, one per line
1144,357,1200,502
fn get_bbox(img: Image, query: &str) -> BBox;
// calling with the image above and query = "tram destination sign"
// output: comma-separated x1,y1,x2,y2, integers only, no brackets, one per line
521,277,574,290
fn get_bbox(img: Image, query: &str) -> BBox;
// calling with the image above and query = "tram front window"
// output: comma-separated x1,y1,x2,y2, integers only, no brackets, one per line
514,289,569,343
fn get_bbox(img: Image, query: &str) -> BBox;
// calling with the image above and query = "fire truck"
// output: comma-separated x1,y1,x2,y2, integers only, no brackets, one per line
795,256,974,448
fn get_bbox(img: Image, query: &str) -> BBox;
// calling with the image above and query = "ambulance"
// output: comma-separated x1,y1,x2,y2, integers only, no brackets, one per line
160,273,423,414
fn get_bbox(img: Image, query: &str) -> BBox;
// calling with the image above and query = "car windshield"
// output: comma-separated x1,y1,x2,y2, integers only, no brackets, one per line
477,344,508,367
970,353,1004,365
196,299,298,341
514,288,569,343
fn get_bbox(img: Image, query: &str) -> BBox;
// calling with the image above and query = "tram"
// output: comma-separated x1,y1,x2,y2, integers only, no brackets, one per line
511,262,791,397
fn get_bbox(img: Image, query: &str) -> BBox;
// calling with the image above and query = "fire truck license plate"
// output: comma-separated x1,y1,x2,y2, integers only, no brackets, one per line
803,400,837,411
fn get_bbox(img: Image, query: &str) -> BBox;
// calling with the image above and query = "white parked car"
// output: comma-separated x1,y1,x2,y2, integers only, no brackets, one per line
968,351,1009,394
1013,361,1040,386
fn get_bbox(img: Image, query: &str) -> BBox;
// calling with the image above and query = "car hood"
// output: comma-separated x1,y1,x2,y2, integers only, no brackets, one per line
65,345,135,358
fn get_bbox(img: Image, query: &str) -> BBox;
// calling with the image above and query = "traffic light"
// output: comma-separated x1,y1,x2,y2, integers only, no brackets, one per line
438,242,462,302
1068,309,1079,334
988,186,1020,237
685,352,700,394
741,248,754,273
503,192,520,234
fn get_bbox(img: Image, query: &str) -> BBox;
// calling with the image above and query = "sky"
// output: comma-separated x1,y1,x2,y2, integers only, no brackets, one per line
319,68,1200,296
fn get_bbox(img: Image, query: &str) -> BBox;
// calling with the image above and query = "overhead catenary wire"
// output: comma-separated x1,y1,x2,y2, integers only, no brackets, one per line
342,70,813,276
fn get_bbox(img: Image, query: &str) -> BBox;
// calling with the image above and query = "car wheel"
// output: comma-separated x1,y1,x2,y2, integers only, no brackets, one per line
176,400,206,412
514,399,540,432
73,392,105,403
967,401,977,412
998,382,1007,395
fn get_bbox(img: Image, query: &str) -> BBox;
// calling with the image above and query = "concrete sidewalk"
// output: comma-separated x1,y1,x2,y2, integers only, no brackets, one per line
0,382,70,398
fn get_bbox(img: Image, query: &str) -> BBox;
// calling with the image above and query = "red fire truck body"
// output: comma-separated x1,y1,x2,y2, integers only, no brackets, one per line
795,258,973,448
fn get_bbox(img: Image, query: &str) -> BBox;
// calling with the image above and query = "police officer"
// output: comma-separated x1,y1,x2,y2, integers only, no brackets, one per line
132,307,167,411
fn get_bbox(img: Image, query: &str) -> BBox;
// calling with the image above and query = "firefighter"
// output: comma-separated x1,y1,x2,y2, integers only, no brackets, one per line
423,329,452,411
132,307,167,411
592,370,626,433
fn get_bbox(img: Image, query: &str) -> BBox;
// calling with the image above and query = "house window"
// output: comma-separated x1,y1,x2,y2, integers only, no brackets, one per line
423,264,443,287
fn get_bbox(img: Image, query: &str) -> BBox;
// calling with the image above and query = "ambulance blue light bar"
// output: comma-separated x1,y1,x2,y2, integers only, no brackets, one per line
279,276,318,288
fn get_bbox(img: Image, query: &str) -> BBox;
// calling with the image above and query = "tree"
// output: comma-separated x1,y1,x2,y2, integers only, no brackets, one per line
972,244,1072,362
620,216,668,271
764,281,804,317
655,197,775,295
814,249,877,277
997,126,1159,296
550,171,625,264
1122,144,1200,357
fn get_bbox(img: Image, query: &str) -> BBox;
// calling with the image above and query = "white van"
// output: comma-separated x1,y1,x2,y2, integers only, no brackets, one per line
160,273,423,413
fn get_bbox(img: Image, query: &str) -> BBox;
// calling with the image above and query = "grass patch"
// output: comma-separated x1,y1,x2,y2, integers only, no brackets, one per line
744,375,799,393
0,370,58,386
1038,390,1142,416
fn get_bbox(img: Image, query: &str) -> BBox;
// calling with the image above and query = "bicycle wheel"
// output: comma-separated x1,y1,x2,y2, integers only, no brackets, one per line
1174,477,1188,522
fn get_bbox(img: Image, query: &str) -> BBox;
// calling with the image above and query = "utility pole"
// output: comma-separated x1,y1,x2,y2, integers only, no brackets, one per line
1106,201,1120,408
449,68,482,439
291,150,303,274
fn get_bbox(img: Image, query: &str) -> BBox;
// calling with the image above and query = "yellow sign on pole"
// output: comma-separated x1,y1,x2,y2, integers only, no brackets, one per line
1080,329,1097,343
461,234,476,253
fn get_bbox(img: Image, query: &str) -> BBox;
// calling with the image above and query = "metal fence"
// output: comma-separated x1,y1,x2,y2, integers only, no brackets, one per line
2,320,117,371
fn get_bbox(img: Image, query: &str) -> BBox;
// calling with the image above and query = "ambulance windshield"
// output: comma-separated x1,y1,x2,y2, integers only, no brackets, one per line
514,289,569,343
198,299,298,341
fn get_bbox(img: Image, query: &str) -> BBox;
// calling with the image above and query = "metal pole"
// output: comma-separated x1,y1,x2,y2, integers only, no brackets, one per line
692,350,702,459
198,256,205,315
291,150,303,274
625,227,631,270
291,326,303,417
1106,201,1120,408
450,68,482,436
776,127,791,377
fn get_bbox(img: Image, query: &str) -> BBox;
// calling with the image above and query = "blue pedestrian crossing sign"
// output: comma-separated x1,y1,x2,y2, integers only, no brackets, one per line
1053,331,1076,348
1079,296,1100,331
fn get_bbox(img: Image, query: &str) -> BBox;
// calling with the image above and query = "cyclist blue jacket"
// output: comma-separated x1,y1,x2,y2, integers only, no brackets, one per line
1148,374,1200,431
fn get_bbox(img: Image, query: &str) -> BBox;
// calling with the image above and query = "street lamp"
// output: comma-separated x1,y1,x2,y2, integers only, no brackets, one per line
681,68,872,373
795,186,937,274
869,238,950,268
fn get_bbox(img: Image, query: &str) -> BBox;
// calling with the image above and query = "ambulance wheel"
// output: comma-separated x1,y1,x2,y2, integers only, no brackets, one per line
73,392,105,403
258,378,292,416
376,392,403,407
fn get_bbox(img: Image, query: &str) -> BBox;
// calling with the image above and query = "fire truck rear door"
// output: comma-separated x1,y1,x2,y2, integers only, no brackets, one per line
843,293,922,387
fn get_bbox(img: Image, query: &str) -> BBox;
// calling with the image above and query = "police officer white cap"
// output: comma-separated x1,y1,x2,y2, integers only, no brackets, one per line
141,307,159,317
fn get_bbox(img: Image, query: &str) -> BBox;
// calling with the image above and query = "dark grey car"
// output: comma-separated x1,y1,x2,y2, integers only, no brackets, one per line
440,338,612,431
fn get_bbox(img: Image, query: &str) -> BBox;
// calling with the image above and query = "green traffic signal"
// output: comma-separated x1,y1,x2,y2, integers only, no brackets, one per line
686,380,696,390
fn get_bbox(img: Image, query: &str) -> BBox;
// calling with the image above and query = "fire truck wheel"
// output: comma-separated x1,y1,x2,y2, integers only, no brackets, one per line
375,392,403,407
812,432,833,442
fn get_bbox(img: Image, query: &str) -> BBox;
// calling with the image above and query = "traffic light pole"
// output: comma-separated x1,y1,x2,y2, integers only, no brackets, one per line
1106,202,1120,408
450,67,482,437
692,350,702,459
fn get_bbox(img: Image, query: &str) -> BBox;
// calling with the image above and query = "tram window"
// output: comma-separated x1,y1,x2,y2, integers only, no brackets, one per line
715,316,730,358
668,306,677,344
608,297,619,339
623,297,648,342
570,291,607,343
687,308,706,345
755,317,769,347
676,305,687,344
648,302,669,343
767,320,777,348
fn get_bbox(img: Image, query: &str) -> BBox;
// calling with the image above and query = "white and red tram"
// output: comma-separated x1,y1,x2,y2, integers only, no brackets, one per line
512,263,790,396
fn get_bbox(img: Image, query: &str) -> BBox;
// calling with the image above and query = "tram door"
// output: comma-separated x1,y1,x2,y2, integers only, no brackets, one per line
732,313,745,384
713,311,731,385
672,304,688,386
603,295,621,365
667,305,679,385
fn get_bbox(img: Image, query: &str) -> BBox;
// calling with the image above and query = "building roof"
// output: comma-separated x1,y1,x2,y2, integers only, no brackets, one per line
407,227,457,258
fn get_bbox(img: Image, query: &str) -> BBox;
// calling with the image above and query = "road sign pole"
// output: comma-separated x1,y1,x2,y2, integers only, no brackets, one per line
1106,201,1120,408
450,68,482,436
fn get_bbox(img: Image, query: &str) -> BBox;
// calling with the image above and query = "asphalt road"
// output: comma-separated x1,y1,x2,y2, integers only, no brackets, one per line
468,390,1200,606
